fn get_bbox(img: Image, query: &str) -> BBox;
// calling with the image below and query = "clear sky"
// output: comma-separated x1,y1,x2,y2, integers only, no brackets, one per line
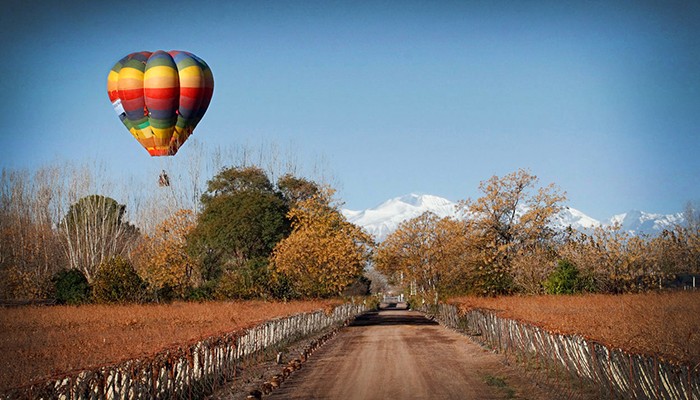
1,0,698,220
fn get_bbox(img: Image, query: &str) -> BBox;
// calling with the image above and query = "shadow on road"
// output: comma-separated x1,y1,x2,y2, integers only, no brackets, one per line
350,309,439,327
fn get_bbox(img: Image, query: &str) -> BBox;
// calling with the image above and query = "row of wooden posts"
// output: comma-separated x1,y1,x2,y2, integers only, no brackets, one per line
421,303,699,400
3,302,368,400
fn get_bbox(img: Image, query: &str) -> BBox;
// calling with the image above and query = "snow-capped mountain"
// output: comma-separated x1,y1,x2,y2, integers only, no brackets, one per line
551,207,602,232
608,210,684,235
342,194,685,241
343,194,457,242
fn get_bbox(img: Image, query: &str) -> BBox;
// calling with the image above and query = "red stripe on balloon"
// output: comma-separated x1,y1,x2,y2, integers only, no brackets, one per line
145,87,179,99
119,88,145,101
180,87,203,97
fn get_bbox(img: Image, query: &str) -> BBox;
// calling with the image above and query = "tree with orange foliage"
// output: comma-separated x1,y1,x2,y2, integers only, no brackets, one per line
560,222,698,294
133,209,198,299
271,188,373,298
374,212,471,302
458,169,566,295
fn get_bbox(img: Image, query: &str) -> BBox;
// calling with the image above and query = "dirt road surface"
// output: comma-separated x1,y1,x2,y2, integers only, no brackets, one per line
266,307,562,400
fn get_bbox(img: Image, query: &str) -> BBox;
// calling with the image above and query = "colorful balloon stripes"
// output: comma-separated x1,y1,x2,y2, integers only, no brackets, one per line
107,51,213,156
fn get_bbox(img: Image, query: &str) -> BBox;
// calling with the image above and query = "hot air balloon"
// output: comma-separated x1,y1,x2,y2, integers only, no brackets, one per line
107,50,214,156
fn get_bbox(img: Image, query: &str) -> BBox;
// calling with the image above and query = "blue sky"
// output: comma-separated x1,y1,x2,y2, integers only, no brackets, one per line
1,0,698,220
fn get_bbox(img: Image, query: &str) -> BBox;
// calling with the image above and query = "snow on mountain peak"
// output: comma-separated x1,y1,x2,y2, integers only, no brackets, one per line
343,194,458,241
552,207,602,231
608,210,684,235
342,193,685,241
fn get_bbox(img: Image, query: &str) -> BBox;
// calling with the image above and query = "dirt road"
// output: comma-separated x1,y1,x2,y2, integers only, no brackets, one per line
266,307,561,400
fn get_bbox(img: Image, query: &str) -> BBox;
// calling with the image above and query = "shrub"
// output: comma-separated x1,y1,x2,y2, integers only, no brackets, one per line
186,281,217,301
213,257,278,300
52,269,90,304
363,295,381,311
213,269,248,299
92,256,145,303
544,259,584,295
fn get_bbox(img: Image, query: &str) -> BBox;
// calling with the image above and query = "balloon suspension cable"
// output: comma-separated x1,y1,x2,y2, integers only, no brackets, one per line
157,158,181,213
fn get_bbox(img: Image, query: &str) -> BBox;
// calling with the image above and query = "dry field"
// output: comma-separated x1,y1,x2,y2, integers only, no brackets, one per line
0,300,341,392
450,291,700,366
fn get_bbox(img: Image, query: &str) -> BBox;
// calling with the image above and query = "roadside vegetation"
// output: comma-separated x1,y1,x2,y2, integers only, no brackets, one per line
4,156,696,304
376,169,700,300
1,154,372,303
2,154,698,392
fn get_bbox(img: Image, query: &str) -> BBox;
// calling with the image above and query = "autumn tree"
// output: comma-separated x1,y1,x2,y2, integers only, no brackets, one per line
1,162,136,298
458,169,566,296
60,195,139,283
0,167,65,298
671,202,700,274
271,188,373,298
374,212,471,302
133,209,198,300
558,225,665,293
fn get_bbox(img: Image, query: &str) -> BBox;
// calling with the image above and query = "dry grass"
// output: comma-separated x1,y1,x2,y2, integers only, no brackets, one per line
449,291,700,365
0,300,341,392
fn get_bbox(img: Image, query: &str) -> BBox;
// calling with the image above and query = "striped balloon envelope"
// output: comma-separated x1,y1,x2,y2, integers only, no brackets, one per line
107,50,214,156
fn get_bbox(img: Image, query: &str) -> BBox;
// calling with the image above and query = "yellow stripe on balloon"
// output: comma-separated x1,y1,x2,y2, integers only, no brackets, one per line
144,66,179,88
126,128,139,140
151,126,175,140
178,65,203,81
118,66,144,81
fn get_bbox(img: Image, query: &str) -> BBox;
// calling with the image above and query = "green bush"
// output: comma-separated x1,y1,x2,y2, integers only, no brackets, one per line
92,256,145,303
213,257,279,300
52,269,90,304
545,259,582,295
186,281,217,301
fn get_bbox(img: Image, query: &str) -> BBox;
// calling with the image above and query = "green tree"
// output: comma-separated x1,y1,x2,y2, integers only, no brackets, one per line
52,269,90,304
188,166,292,297
190,166,290,264
544,259,583,294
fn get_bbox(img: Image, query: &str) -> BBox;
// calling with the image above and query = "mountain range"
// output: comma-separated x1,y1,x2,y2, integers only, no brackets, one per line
342,194,686,241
